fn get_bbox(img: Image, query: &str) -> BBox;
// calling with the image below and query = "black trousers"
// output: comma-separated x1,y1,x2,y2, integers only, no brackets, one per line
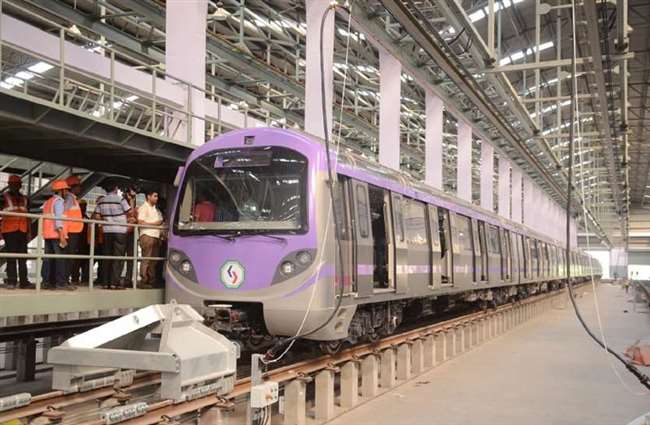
67,233,89,283
2,230,28,284
42,239,68,288
101,233,127,286
125,232,135,284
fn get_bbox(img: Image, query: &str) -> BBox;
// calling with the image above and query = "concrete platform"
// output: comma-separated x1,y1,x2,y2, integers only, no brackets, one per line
329,283,650,425
0,287,164,327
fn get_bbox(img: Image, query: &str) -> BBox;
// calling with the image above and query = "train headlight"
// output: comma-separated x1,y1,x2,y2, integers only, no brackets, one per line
180,260,193,274
296,251,313,266
280,261,296,276
168,249,198,283
169,251,182,265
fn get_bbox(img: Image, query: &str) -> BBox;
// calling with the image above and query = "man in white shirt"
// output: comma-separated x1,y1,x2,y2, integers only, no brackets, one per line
137,189,163,288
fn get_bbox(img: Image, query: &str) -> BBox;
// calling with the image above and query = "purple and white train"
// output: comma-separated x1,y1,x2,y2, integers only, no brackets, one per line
166,128,600,351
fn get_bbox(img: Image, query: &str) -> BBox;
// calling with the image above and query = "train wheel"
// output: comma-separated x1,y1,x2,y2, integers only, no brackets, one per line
319,340,343,355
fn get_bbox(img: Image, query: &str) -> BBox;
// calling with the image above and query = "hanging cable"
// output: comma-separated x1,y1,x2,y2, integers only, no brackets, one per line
264,1,352,361
566,0,650,391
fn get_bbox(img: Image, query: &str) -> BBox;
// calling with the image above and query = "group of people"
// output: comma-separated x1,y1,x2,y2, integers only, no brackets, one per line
1,175,165,290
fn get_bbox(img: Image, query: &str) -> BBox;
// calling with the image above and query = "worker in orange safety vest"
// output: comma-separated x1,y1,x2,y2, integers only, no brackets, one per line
1,175,34,289
41,180,76,290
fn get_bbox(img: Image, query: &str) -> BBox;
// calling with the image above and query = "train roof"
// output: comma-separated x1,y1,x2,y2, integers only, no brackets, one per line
200,127,588,255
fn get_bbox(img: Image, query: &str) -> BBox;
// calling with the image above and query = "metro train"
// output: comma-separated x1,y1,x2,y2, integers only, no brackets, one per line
166,128,601,352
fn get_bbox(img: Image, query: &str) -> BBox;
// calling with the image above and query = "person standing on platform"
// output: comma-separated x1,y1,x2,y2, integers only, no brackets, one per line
71,200,90,285
123,185,138,287
64,175,84,285
42,180,76,290
94,180,131,289
137,189,163,289
1,175,33,289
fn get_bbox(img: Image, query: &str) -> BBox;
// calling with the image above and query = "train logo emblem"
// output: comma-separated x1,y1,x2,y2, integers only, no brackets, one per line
221,261,245,288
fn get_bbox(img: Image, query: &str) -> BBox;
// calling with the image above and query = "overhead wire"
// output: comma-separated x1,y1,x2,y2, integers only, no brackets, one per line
264,1,352,362
566,0,650,392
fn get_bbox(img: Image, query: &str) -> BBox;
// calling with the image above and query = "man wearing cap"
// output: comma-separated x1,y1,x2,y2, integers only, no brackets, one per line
64,175,84,284
1,175,33,289
41,180,76,290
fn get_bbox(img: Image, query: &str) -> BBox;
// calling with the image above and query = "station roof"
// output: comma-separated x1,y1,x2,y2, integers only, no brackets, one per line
2,0,647,246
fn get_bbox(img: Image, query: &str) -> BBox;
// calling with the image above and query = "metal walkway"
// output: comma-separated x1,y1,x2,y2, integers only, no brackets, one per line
0,3,265,181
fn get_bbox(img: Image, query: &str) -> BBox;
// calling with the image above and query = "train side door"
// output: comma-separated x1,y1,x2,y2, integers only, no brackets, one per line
477,220,488,281
512,232,520,283
428,205,442,289
333,176,354,294
471,218,482,283
391,193,408,294
501,229,512,282
351,181,373,297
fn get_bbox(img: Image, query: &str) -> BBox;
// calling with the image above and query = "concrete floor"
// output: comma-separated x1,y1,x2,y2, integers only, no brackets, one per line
329,283,650,425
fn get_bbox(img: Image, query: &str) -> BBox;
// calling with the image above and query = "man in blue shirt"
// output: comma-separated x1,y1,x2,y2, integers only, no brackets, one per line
41,180,76,290
94,180,131,289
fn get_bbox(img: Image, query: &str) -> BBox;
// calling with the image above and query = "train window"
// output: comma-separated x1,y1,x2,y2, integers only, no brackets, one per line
531,239,539,277
438,208,453,285
487,225,500,254
405,199,428,246
174,146,307,234
355,185,370,239
456,215,473,252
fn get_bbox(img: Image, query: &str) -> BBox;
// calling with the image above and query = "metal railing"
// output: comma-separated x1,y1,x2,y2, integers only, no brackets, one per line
0,0,271,144
0,210,167,291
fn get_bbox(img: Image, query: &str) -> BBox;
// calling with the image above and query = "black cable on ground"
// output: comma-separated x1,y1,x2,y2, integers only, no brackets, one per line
265,3,348,360
565,0,650,391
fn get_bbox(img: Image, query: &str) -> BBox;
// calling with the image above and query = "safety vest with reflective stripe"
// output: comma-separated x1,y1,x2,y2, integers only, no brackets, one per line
1,192,28,233
64,194,83,234
43,195,64,240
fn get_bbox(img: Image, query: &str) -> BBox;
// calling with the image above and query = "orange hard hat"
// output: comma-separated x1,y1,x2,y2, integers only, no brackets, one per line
51,180,70,191
66,175,81,186
8,175,21,184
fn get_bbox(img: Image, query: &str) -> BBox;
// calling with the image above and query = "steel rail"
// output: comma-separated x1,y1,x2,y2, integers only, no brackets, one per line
0,286,579,424
0,373,160,423
120,287,572,425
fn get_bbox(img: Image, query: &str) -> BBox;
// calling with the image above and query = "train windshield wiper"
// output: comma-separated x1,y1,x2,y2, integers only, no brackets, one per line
227,231,287,244
184,227,236,241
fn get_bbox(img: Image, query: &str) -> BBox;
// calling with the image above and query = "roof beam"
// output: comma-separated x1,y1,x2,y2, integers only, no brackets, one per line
581,0,625,234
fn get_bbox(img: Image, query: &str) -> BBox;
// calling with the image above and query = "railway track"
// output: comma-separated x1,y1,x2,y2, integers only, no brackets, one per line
0,285,581,425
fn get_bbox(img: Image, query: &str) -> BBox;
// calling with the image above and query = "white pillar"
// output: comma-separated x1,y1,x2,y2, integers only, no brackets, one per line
523,178,534,226
512,167,522,223
304,0,334,140
498,157,510,218
480,141,494,211
165,0,208,146
457,121,472,202
425,91,444,190
378,48,402,171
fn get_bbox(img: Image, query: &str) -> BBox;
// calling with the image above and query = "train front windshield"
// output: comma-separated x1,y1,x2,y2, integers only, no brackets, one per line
174,146,308,234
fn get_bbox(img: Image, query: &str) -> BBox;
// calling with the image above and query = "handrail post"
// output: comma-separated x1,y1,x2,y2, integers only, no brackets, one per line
152,70,157,133
88,222,95,290
59,28,65,106
109,50,115,120
132,225,139,289
35,217,43,291
186,82,192,144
